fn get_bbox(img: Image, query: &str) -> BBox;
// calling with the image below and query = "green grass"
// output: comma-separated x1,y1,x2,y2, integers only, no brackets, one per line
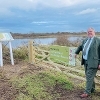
12,70,73,100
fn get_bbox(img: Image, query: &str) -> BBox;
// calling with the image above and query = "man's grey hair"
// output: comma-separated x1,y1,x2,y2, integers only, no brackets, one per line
87,27,95,32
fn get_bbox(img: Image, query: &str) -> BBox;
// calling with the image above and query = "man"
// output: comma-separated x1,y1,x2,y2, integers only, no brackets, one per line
75,27,100,98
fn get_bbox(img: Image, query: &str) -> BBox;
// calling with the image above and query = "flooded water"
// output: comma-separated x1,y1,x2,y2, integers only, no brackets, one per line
3,36,83,48
4,38,56,48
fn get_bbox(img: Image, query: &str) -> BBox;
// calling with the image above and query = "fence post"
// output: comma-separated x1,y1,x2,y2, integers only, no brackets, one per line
28,40,35,64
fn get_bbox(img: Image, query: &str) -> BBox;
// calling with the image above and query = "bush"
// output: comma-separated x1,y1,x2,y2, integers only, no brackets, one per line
52,35,83,47
52,35,70,46
13,46,28,60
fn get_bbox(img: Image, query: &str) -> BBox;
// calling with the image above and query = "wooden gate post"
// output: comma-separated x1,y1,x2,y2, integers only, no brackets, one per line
28,40,35,64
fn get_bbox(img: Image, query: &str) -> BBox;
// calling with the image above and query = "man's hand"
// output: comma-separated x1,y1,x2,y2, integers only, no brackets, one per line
75,54,77,58
98,65,100,70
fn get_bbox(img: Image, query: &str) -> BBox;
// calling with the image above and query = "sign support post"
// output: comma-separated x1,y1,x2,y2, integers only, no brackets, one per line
9,41,14,65
0,42,3,67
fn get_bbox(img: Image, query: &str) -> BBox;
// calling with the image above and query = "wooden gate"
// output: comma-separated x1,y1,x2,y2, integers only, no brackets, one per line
28,41,100,85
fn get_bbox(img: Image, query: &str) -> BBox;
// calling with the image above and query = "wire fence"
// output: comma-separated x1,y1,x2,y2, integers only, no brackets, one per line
2,41,29,64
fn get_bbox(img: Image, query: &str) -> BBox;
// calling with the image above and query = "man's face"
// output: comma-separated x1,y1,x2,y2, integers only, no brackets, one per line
87,29,95,38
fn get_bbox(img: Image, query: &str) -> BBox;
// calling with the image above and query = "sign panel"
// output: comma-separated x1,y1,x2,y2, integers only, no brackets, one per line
0,34,4,39
0,33,13,41
50,45,76,66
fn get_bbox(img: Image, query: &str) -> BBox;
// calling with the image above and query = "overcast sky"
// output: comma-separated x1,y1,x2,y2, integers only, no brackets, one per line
0,0,100,33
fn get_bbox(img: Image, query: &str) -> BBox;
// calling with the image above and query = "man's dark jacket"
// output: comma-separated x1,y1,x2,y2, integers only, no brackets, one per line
75,37,100,69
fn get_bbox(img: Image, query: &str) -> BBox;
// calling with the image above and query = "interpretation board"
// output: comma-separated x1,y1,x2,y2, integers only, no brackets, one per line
0,33,14,66
0,33,14,41
50,45,76,66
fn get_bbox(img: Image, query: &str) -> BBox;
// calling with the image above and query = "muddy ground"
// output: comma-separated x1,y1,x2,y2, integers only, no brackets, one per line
0,62,100,100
